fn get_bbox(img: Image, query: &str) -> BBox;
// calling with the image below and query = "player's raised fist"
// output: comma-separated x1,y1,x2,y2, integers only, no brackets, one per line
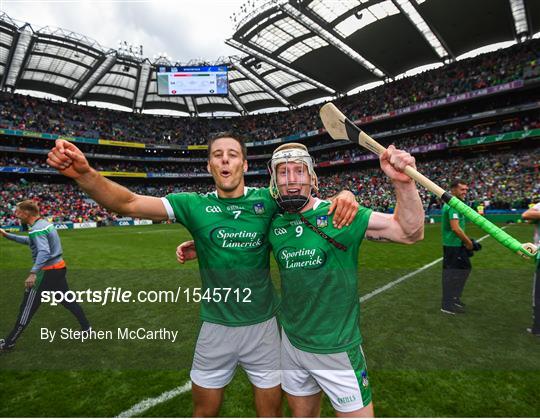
380,144,415,184
47,139,92,179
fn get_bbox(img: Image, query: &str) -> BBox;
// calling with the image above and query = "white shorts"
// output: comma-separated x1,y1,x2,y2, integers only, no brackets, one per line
190,317,281,389
281,330,372,413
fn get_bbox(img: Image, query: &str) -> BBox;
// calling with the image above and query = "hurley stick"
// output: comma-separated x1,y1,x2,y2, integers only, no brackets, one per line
319,103,537,259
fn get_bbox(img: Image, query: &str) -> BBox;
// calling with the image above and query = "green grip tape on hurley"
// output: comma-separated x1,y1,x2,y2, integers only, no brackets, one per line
447,197,534,257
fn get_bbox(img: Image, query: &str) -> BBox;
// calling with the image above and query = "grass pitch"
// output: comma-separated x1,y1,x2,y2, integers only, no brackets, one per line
1,223,539,417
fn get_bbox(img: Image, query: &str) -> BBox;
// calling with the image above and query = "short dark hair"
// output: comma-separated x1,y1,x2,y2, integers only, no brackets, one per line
207,132,247,161
450,179,468,189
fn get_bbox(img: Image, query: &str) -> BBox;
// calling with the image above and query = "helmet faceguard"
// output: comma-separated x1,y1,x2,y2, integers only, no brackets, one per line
268,143,318,213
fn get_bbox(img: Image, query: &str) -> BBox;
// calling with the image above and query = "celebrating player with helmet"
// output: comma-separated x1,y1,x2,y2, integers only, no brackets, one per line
178,141,424,417
46,133,359,417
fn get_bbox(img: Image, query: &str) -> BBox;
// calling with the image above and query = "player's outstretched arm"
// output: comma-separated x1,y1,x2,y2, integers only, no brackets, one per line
365,145,424,244
0,228,30,245
47,140,168,220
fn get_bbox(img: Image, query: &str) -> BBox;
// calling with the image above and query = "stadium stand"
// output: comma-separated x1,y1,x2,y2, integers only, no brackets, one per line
0,39,538,145
0,36,539,228
1,146,538,225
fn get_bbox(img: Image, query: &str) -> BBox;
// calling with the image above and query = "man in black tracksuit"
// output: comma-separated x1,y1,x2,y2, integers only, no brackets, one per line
0,200,90,351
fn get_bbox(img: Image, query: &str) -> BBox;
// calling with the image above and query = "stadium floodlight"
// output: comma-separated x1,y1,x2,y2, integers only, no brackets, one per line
117,40,144,61
319,102,538,259
509,0,529,38
153,52,171,65
233,0,278,31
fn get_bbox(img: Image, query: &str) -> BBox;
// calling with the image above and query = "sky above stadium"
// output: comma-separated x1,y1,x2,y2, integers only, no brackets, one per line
0,0,525,114
1,0,247,62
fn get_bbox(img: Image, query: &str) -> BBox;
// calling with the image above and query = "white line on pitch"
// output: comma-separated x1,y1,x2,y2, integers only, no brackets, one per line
360,230,494,302
116,380,192,418
117,228,504,417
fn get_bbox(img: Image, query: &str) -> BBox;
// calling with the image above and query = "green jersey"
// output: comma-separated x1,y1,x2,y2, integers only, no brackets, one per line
164,187,280,326
442,203,465,246
269,199,372,354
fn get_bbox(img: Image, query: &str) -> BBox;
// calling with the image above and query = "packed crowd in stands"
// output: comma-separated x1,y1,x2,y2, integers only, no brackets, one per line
1,150,537,226
0,181,111,226
2,114,538,172
0,40,537,146
0,155,50,169
2,85,536,160
339,40,539,121
0,154,269,173
303,99,540,148
318,150,538,212
315,113,540,161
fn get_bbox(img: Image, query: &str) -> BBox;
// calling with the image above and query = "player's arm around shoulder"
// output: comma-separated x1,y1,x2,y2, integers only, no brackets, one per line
326,190,359,229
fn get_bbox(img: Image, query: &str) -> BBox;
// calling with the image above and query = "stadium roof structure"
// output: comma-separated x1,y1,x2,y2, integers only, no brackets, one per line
1,0,539,115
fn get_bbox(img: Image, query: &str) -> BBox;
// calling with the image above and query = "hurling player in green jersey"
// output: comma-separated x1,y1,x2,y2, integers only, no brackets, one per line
178,142,424,417
265,143,424,417
47,135,358,417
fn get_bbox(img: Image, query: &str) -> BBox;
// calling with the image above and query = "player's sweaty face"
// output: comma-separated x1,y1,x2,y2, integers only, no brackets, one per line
276,162,311,197
208,137,247,195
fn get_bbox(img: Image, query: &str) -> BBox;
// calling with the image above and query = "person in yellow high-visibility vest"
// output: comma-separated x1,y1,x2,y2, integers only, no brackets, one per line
477,204,485,216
